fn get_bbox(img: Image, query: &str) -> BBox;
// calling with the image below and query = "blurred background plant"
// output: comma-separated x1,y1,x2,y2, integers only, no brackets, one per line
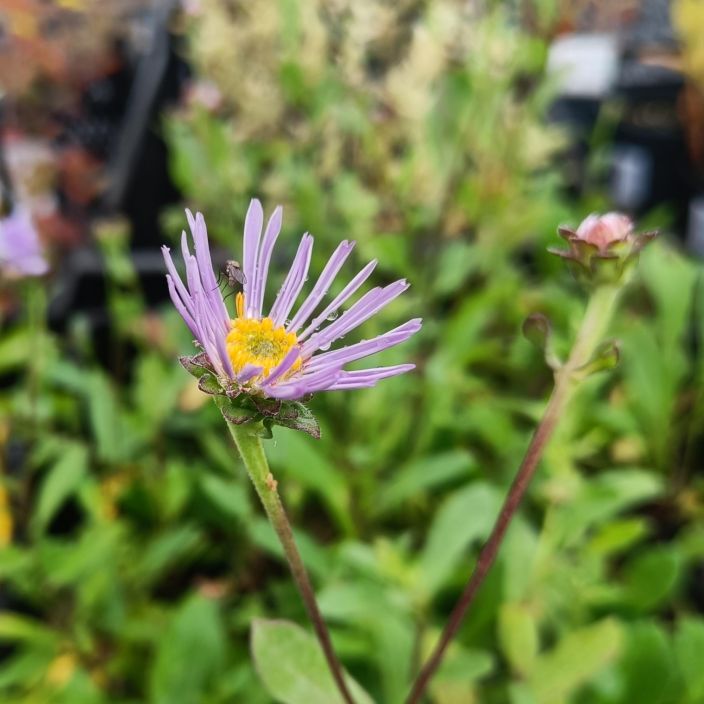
2,1,704,703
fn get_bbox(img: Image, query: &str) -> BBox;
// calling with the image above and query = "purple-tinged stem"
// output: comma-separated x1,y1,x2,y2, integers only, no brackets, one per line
406,284,619,704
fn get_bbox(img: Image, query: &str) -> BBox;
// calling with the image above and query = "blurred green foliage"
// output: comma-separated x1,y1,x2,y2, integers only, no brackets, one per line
2,2,704,703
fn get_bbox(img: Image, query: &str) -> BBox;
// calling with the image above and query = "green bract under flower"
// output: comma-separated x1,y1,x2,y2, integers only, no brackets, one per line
180,352,321,438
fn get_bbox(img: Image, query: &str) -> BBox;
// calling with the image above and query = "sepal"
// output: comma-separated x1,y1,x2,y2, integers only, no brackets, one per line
574,339,621,378
179,353,214,378
215,391,321,439
180,353,322,439
198,373,224,395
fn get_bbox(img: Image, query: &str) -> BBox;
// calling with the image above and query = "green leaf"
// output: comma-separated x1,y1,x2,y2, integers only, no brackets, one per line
133,353,183,426
419,483,501,597
0,613,58,646
433,241,479,296
622,546,682,611
0,329,31,374
498,602,539,676
87,372,123,463
558,469,662,543
150,595,226,704
621,622,680,704
675,617,704,702
198,473,251,521
33,443,88,532
428,636,495,702
251,619,374,704
528,619,623,704
377,450,477,513
265,429,351,534
138,525,203,585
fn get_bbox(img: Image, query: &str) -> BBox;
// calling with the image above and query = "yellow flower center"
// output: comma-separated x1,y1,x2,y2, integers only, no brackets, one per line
226,294,301,379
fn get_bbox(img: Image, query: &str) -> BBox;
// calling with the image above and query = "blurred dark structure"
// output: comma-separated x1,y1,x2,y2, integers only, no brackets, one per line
546,0,702,244
46,0,187,343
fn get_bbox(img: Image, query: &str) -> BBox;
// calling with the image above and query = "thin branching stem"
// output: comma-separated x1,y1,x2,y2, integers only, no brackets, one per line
406,284,619,704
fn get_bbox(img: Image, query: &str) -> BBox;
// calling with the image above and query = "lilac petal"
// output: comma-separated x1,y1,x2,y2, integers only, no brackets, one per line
166,274,198,337
189,210,229,323
181,228,193,264
238,364,263,383
287,240,355,333
302,280,409,357
191,291,223,376
269,234,314,327
186,209,196,232
305,318,421,373
264,367,342,400
162,246,195,318
184,242,228,337
298,259,377,342
242,199,264,315
251,206,282,319
261,346,300,386
328,364,416,389
194,286,235,378
186,251,233,378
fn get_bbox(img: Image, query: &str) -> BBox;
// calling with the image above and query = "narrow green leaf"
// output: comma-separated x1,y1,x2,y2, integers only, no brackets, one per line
199,473,251,521
34,443,88,532
88,373,123,463
420,483,501,597
377,450,476,512
0,613,58,646
498,602,539,676
150,595,226,704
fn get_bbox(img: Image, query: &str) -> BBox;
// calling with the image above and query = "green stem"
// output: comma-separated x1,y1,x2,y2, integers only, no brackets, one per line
226,420,356,704
406,284,620,704
26,282,47,438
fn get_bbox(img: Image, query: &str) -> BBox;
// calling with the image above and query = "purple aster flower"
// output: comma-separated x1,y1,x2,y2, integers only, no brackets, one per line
162,200,420,401
0,208,48,278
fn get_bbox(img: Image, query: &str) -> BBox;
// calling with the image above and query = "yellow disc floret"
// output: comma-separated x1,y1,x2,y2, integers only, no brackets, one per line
226,315,301,380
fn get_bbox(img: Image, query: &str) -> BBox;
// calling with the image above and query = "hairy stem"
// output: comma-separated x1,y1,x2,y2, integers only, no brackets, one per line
406,285,619,704
226,421,356,704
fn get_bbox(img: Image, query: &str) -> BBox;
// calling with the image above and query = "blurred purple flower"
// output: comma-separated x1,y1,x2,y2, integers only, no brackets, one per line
162,201,420,400
0,208,48,278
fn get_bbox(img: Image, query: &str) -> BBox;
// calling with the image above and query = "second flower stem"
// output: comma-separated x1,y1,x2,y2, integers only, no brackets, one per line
226,421,356,704
406,284,619,704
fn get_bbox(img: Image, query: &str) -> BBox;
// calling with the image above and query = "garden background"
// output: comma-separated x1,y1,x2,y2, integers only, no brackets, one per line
2,1,704,703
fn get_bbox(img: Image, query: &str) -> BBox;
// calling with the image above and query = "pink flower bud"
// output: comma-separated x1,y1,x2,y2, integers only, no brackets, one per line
575,213,633,251
549,212,657,285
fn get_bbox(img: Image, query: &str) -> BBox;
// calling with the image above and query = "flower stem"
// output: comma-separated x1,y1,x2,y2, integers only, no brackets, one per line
406,284,620,704
226,421,356,704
